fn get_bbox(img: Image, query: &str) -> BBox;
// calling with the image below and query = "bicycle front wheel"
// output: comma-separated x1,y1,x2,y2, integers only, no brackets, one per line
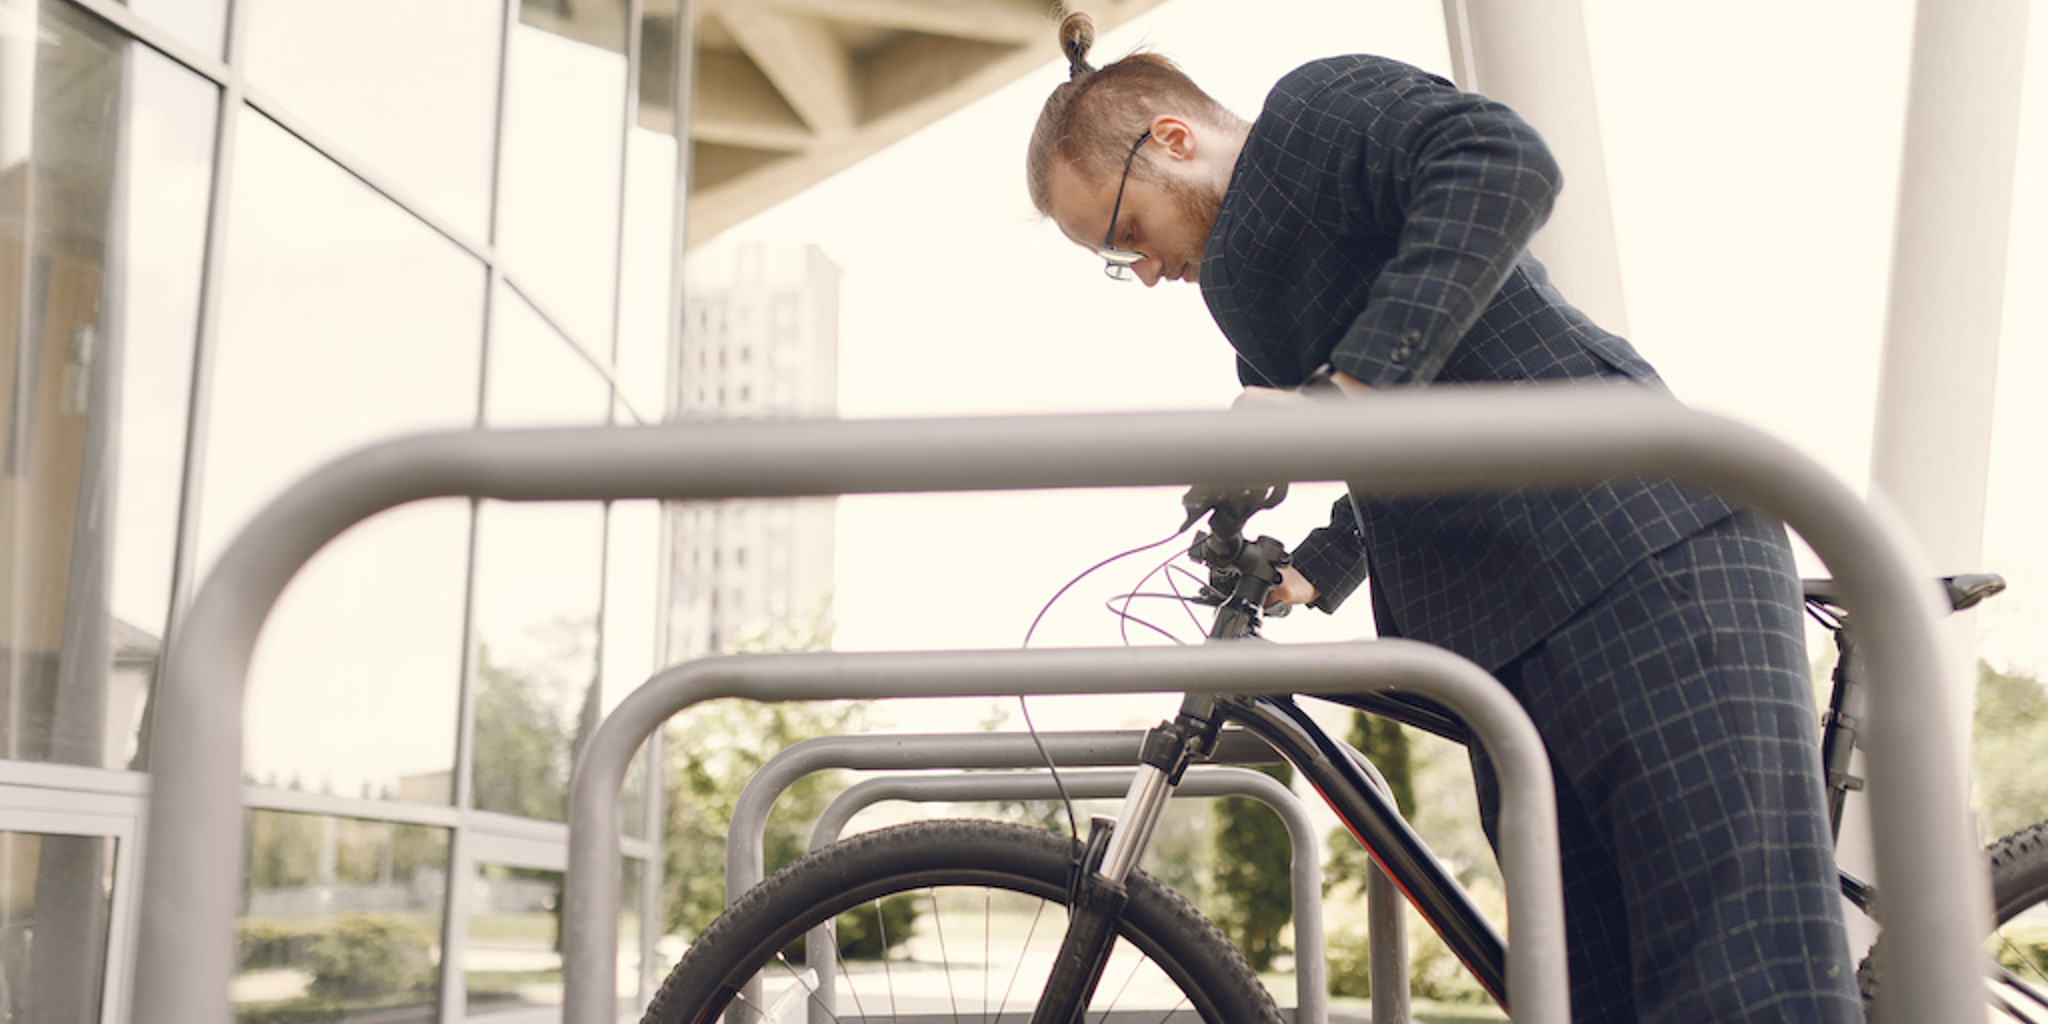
642,819,1285,1024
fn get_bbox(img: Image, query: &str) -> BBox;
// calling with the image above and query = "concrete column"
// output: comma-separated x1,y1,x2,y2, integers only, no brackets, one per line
1441,0,1630,334
1848,0,2029,948
1869,0,2027,693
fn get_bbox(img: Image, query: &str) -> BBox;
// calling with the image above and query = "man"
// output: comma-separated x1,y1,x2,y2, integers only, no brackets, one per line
1028,13,1861,1023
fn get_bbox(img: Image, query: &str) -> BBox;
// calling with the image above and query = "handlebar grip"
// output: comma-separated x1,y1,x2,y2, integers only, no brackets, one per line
1180,482,1289,533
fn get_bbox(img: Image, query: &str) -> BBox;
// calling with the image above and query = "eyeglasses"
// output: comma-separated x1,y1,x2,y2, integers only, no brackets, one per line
1098,130,1152,281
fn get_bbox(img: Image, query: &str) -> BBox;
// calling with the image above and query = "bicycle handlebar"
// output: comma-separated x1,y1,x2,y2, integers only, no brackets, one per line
1180,482,1294,634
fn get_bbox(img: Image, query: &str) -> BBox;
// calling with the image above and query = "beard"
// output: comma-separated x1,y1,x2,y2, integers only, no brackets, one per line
1161,173,1225,279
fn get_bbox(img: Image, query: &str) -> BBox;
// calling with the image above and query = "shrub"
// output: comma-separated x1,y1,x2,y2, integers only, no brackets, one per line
833,893,922,960
303,916,437,1002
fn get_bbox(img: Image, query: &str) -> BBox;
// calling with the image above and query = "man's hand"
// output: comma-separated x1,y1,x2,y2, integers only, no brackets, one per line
1231,369,1361,612
1265,565,1319,608
1234,370,1370,409
1232,385,1306,410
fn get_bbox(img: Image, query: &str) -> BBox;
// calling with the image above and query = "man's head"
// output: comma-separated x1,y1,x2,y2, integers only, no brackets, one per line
1027,12,1247,287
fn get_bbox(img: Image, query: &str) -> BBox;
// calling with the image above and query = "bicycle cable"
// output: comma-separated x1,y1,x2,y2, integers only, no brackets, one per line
1020,526,1196,843
1110,547,1207,646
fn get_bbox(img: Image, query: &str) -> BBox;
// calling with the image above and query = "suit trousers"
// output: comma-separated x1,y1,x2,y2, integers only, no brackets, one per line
1469,510,1863,1023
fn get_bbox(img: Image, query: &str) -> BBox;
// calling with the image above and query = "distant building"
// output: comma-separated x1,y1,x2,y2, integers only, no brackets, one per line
669,244,840,658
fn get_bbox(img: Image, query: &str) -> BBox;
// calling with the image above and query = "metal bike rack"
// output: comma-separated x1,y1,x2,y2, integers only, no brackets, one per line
593,644,1553,1022
132,388,1986,1024
715,729,1371,1024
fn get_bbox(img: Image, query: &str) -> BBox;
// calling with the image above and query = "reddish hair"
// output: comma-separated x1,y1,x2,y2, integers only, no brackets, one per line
1026,11,1234,215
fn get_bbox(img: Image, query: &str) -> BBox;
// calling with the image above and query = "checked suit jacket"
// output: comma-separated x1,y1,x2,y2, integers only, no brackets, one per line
1198,55,1736,672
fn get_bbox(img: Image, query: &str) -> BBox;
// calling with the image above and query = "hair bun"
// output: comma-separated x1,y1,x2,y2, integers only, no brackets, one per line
1059,10,1096,77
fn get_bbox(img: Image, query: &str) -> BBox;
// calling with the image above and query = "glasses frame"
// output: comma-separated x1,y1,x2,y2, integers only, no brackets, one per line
1098,130,1152,281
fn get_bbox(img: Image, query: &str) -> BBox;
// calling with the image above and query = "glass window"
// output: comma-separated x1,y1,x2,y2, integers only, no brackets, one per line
236,811,448,1023
485,280,611,428
0,830,116,1024
470,501,604,822
602,502,660,709
618,855,646,1002
210,112,485,802
615,124,678,424
465,862,564,1013
1,1,215,770
240,0,504,239
202,110,485,570
470,284,607,822
498,5,627,352
122,0,229,58
606,501,661,838
243,501,469,803
460,855,644,1011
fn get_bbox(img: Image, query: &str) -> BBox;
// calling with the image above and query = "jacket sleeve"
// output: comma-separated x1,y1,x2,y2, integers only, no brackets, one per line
1321,68,1563,387
1291,492,1371,614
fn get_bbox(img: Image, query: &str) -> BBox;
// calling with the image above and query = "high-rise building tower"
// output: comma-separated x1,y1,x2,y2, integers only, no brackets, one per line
669,243,839,658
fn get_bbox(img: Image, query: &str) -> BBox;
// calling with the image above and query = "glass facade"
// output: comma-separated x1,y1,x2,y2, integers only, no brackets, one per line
0,830,117,1024
0,0,682,1019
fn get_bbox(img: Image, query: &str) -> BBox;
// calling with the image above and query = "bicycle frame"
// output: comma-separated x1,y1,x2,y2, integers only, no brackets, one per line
1032,488,1514,1022
1032,492,1997,1024
1032,686,1510,1024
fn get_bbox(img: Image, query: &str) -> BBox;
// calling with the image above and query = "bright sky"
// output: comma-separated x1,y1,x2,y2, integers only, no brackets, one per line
695,0,2048,732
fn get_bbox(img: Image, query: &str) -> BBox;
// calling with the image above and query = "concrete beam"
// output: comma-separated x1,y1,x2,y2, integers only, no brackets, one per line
716,5,858,134
691,48,814,151
762,0,1045,45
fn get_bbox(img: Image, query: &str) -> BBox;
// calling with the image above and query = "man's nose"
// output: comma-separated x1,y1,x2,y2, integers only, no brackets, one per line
1137,258,1163,288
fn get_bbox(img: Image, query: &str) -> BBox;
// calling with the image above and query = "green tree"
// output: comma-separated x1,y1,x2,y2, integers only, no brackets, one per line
245,809,324,891
662,604,873,941
1974,659,2048,839
1211,762,1295,971
663,698,867,937
471,618,599,822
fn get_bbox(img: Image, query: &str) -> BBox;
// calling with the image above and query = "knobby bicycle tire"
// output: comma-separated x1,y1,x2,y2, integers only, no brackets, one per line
1859,819,2048,1021
642,819,1286,1024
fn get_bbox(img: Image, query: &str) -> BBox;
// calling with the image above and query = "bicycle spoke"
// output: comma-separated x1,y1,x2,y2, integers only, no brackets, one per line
839,937,875,1024
994,892,1051,1021
1995,933,2048,990
875,897,900,1022
1093,945,1141,1023
924,886,959,1022
1991,962,2048,1022
725,954,833,1024
983,888,994,1024
1085,944,1191,1024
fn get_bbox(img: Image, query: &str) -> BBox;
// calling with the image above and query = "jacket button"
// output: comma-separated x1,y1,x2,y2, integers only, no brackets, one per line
1392,330,1420,362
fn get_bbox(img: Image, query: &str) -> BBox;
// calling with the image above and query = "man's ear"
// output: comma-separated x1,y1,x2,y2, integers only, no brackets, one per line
1147,115,1199,161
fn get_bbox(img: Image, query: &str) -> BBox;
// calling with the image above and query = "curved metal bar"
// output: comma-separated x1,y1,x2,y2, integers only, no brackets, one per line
569,642,1562,1023
723,729,1280,905
797,767,1328,1024
132,388,1979,1024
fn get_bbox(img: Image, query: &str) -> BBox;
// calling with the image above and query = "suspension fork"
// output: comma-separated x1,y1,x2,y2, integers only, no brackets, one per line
1031,693,1229,1024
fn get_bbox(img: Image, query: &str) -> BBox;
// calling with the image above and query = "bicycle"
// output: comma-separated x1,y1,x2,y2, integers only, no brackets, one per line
641,483,2048,1023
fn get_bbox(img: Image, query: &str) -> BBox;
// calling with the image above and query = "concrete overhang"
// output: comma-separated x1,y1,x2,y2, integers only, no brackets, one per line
600,0,1170,247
